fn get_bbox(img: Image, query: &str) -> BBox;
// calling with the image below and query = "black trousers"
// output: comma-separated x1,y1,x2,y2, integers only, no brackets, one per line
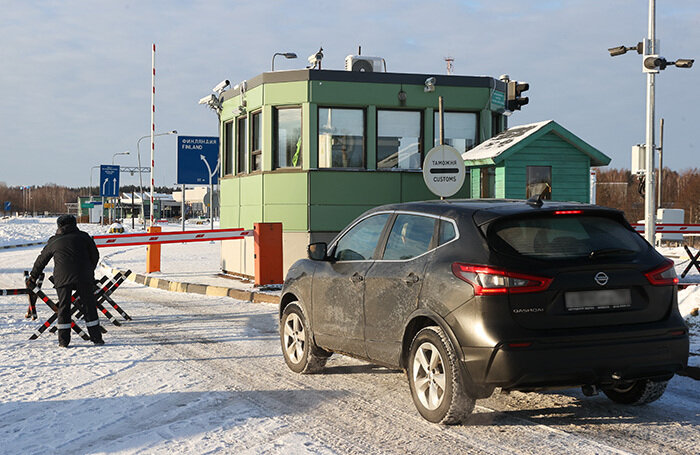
55,281,102,345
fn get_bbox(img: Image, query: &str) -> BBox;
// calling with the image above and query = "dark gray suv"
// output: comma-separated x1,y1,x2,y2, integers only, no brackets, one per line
278,199,689,424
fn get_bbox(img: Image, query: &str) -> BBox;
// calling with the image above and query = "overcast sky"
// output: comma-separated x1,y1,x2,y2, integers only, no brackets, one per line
1,0,698,188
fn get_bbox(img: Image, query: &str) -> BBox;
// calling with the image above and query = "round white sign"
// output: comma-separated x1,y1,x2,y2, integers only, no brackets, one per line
422,145,466,197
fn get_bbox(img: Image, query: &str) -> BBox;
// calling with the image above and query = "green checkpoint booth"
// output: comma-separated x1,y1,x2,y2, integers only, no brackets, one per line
462,120,611,202
217,68,510,277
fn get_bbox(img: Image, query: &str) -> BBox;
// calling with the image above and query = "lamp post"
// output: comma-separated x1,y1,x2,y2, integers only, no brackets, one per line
112,151,130,165
271,52,297,71
607,0,693,245
136,130,177,229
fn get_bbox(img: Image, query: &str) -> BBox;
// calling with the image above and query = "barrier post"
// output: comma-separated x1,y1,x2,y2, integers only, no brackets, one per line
254,222,283,286
146,226,161,273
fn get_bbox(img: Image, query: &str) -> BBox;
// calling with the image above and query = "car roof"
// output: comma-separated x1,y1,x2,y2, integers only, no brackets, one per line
365,199,623,225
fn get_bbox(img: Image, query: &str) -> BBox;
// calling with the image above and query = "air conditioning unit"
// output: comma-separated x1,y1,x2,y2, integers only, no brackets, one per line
345,55,385,72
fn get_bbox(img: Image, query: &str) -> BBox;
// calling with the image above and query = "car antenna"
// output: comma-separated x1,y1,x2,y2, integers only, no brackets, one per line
526,183,550,208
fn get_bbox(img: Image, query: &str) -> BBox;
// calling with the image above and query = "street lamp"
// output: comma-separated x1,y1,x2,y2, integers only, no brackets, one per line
608,0,694,245
112,151,130,165
272,52,297,71
136,130,177,228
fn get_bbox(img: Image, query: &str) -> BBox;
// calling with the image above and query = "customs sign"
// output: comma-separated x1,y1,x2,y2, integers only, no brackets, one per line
422,145,465,198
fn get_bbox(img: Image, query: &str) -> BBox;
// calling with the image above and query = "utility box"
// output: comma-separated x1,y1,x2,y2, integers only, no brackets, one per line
631,144,646,174
656,208,685,243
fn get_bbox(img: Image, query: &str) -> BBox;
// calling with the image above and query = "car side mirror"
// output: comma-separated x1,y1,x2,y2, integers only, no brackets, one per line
307,242,328,261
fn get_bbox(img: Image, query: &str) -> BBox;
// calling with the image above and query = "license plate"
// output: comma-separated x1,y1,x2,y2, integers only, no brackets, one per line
565,289,632,311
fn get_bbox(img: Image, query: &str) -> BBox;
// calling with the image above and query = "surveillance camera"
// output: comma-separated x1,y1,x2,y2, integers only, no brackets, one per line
199,94,216,105
424,77,436,92
674,59,694,68
212,79,230,93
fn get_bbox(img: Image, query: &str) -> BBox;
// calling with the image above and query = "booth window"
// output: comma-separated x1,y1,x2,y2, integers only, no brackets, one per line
236,116,247,175
526,166,552,199
250,111,262,172
378,110,422,169
223,120,234,175
275,107,302,168
433,111,477,153
318,107,364,168
480,167,496,198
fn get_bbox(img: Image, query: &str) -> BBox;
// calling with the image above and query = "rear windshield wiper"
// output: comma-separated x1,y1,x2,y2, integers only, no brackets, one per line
589,248,636,259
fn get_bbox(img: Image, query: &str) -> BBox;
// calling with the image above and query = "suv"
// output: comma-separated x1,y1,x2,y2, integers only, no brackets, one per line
278,199,688,424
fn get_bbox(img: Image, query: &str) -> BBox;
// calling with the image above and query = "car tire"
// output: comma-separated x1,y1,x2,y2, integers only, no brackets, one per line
407,326,475,424
280,303,330,374
603,379,668,405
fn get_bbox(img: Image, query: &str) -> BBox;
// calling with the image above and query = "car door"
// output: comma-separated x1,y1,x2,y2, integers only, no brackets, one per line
312,213,391,357
363,213,438,365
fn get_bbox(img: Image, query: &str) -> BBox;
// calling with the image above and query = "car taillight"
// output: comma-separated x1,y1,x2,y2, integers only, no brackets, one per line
451,263,553,295
644,259,679,286
553,210,583,215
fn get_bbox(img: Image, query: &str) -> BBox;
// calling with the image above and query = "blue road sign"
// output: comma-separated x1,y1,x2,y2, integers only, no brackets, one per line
177,136,219,185
100,165,120,197
4,201,10,211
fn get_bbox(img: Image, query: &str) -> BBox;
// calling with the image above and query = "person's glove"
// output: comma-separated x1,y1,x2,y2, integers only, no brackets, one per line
25,276,37,290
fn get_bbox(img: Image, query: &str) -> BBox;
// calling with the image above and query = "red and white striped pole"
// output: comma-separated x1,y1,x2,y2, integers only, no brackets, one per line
150,43,156,227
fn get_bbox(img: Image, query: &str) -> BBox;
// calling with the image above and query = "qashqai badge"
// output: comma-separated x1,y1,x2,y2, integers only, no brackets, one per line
595,272,609,286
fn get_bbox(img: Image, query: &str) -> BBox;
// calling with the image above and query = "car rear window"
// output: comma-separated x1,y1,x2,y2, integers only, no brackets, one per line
489,214,647,260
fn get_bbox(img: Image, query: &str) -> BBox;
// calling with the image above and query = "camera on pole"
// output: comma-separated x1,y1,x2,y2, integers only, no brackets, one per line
507,81,529,111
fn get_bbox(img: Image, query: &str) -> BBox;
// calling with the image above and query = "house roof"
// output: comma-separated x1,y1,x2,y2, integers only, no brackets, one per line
461,120,611,167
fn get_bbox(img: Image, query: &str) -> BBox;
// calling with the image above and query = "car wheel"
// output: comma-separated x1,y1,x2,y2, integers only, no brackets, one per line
603,379,668,405
407,326,475,424
280,303,329,374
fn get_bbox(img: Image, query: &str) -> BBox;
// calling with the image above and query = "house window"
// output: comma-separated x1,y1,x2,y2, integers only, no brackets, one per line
480,167,495,198
318,108,364,168
236,116,247,175
433,112,478,154
378,110,422,169
275,107,302,168
527,166,552,199
250,111,262,172
223,120,234,175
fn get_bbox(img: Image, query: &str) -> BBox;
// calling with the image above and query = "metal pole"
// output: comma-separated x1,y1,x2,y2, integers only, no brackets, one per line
644,0,656,245
658,118,664,208
438,96,445,146
149,43,156,227
132,190,135,230
181,184,185,231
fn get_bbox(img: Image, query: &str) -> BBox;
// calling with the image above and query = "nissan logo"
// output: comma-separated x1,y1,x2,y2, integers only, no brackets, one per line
595,272,609,286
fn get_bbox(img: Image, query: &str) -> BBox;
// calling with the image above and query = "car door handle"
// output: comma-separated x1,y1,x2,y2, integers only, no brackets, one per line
404,273,420,285
350,272,364,283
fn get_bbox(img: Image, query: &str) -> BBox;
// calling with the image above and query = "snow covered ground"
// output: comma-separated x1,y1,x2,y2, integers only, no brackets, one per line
1,217,699,454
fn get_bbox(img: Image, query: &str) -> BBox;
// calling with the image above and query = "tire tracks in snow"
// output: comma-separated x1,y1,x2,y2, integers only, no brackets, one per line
116,285,682,455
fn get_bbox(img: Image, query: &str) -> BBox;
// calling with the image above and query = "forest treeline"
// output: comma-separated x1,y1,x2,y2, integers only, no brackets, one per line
1,169,699,224
0,184,173,214
595,168,700,224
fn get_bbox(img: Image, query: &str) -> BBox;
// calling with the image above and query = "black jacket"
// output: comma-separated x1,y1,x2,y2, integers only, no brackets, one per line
30,224,99,287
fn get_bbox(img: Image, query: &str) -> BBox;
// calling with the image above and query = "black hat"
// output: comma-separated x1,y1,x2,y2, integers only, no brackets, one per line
57,214,77,227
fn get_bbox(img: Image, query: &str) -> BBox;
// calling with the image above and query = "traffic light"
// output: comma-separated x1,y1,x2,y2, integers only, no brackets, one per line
507,81,529,111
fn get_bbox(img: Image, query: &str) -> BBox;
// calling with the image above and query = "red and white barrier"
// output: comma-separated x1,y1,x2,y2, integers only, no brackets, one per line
631,223,700,234
93,228,253,248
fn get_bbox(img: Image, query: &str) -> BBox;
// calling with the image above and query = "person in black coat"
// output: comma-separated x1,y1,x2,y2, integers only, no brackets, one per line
27,214,104,347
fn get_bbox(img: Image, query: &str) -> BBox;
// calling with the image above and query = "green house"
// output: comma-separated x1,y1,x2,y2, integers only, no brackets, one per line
462,120,610,202
216,68,509,276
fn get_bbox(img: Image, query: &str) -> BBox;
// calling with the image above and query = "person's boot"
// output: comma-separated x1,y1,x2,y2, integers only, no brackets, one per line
87,323,104,345
58,329,70,348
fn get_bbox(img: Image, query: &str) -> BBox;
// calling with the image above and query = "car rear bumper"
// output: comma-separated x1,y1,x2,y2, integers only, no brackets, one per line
462,333,689,390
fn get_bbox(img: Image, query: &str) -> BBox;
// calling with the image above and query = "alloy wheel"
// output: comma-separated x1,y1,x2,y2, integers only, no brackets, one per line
412,341,446,410
284,312,305,364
